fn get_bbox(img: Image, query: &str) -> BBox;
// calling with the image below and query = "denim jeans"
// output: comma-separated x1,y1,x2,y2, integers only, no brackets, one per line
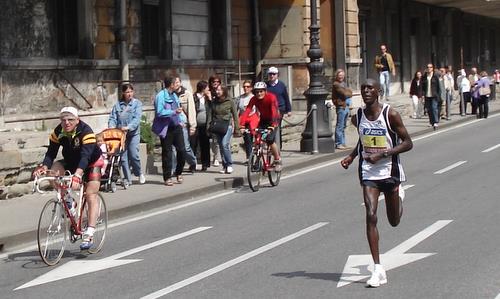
425,97,439,125
216,126,234,168
335,107,349,146
379,71,390,99
121,132,142,181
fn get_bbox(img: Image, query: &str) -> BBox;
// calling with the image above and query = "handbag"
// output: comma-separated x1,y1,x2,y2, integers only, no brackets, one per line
209,119,229,135
152,91,181,138
479,85,491,96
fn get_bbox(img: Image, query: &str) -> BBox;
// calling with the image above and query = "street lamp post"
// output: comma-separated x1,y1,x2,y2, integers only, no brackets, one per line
300,0,335,153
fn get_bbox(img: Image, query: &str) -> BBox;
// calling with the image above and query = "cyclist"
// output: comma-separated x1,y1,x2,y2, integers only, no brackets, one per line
239,81,282,171
33,107,103,250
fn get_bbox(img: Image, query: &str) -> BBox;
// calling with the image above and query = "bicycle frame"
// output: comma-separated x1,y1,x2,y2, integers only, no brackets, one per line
34,174,86,236
252,129,272,173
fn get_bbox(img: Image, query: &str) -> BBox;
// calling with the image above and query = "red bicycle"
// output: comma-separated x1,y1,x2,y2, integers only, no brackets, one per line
246,128,282,192
33,171,108,265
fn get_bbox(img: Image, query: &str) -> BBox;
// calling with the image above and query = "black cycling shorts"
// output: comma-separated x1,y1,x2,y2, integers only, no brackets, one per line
362,177,400,193
258,121,277,145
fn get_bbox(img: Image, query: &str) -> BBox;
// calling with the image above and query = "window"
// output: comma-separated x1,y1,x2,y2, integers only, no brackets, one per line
55,0,78,56
490,29,496,63
142,0,160,56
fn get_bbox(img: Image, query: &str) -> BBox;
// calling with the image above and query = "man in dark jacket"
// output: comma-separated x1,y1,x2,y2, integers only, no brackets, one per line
421,64,441,130
266,66,292,150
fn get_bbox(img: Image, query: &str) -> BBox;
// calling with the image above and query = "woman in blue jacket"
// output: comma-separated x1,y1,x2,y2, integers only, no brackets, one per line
108,83,146,186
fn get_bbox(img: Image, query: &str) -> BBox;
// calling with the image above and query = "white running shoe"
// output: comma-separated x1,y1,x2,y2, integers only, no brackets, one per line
213,159,220,167
226,166,233,174
139,174,146,184
366,264,387,287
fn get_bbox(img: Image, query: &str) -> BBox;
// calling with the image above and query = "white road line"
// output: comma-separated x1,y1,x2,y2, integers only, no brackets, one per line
434,161,467,174
140,222,329,299
385,220,452,254
361,184,414,206
482,144,500,153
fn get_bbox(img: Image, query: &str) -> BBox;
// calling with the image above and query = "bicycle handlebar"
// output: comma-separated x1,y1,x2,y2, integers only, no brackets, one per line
32,173,74,194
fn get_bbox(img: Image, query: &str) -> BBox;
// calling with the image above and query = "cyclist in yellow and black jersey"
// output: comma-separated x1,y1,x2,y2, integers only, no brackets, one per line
34,107,103,250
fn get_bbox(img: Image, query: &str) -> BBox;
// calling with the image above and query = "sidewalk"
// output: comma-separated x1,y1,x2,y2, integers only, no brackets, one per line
1,94,498,253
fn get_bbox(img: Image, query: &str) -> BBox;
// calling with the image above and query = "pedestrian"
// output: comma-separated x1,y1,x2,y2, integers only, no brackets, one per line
207,85,240,174
193,80,211,171
421,63,441,130
266,66,292,150
331,69,352,150
473,71,491,118
108,83,146,186
237,80,259,160
340,78,413,288
409,71,424,119
174,76,197,173
208,75,222,166
444,66,455,120
494,69,500,84
468,67,480,115
374,44,396,101
457,69,471,116
153,76,186,186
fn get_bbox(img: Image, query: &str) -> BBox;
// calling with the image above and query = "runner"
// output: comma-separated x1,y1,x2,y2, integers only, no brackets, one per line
340,79,413,287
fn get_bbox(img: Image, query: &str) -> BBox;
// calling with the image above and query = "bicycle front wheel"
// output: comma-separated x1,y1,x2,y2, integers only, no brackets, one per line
267,152,281,187
83,193,108,254
37,199,67,266
247,152,262,192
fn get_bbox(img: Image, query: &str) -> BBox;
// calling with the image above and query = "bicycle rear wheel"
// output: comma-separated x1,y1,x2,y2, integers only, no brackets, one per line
267,151,281,187
247,152,262,192
83,193,108,253
37,198,67,266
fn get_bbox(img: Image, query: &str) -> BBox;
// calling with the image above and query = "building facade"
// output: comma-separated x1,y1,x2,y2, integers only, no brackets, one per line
0,0,499,129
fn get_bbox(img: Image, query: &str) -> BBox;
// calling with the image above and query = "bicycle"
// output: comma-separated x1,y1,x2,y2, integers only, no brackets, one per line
33,171,108,265
246,128,282,192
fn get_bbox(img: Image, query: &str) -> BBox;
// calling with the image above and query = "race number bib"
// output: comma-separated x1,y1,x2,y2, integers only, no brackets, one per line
361,128,387,153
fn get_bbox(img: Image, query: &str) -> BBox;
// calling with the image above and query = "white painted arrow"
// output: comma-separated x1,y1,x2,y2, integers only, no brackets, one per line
337,220,452,288
15,226,212,290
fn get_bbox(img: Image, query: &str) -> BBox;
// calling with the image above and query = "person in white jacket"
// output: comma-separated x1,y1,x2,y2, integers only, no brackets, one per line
457,69,471,116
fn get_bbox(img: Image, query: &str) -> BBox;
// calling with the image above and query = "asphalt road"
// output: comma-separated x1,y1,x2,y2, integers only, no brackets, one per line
2,114,500,299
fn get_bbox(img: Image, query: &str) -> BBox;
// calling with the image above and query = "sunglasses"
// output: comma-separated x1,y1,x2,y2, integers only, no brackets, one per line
268,73,277,75
212,80,221,83
60,118,77,122
243,85,252,88
255,90,265,93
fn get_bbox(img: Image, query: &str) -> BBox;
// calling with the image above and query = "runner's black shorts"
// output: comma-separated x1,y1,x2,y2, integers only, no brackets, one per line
362,177,401,193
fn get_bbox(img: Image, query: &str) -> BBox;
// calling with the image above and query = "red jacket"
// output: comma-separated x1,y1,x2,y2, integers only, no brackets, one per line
239,93,280,127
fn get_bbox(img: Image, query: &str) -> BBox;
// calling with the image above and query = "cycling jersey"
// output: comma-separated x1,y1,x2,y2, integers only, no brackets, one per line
42,120,102,172
239,93,280,128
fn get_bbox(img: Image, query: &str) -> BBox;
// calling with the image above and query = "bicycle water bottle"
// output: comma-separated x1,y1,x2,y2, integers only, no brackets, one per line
65,194,77,217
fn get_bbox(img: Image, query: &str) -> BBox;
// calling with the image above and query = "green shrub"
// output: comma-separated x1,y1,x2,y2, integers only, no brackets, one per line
140,115,155,154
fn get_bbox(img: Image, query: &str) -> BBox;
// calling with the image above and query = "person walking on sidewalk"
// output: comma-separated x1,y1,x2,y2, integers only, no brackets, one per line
153,76,186,186
422,63,441,130
340,79,413,288
207,85,240,174
174,76,198,173
409,71,424,119
266,66,292,150
193,80,211,171
208,75,222,166
457,69,471,116
374,44,396,101
237,80,259,161
332,69,353,150
473,71,491,119
468,67,480,115
108,83,146,186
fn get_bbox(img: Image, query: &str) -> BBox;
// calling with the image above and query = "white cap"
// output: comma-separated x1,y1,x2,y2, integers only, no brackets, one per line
60,106,79,118
268,66,279,74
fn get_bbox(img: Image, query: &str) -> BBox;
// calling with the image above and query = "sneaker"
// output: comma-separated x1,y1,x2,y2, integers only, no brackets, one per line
226,166,234,174
366,264,387,287
139,174,146,184
80,233,94,250
123,179,131,188
188,164,196,173
274,159,282,172
213,159,220,167
219,168,226,174
433,123,438,131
